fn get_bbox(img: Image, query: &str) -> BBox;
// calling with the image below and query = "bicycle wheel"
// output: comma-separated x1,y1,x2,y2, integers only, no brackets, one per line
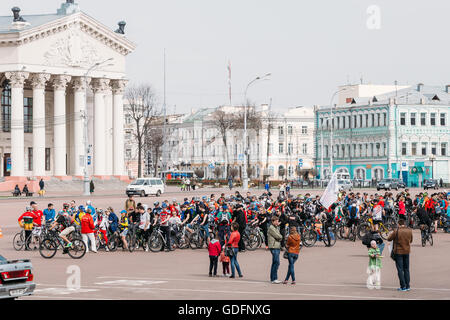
27,234,40,251
350,226,357,242
379,225,390,240
428,233,433,246
148,232,163,252
245,233,260,251
302,230,317,247
107,234,118,252
357,224,369,240
178,234,190,249
323,228,336,247
13,232,25,251
95,234,102,251
68,239,87,259
127,233,136,252
39,238,58,259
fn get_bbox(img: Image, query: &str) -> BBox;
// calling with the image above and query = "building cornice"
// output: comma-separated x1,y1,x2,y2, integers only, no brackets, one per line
0,12,136,56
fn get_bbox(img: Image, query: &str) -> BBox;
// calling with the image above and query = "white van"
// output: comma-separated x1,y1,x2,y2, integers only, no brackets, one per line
126,178,165,197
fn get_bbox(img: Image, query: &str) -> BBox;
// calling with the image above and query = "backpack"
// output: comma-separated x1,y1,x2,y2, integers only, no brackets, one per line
350,206,357,219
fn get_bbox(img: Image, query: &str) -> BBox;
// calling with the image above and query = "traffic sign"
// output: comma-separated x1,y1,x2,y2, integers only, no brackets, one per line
238,154,244,161
298,159,303,168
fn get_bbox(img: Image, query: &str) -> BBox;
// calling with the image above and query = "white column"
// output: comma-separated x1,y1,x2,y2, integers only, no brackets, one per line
105,88,113,175
111,80,127,176
72,77,89,176
91,78,110,176
52,75,71,176
5,71,29,177
29,73,50,177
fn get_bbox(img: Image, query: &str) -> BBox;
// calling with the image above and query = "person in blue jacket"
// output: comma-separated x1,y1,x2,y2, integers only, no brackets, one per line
107,207,119,233
43,203,56,223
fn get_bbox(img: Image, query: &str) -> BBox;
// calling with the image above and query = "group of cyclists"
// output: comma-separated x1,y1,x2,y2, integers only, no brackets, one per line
15,187,450,258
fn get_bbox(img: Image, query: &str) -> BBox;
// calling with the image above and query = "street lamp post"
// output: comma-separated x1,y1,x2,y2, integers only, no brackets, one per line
82,58,114,196
429,154,436,180
243,73,271,191
329,88,347,177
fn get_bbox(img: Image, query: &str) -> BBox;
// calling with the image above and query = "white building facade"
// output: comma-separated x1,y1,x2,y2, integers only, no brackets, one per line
163,105,315,181
315,84,450,186
0,1,135,189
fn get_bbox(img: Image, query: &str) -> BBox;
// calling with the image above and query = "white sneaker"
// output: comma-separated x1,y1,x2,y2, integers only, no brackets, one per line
272,280,282,284
105,247,109,252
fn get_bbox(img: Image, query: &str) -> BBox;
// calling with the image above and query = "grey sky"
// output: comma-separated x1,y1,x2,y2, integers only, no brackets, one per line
1,0,449,114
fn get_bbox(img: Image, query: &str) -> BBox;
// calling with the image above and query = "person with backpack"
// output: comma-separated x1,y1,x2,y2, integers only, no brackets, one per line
345,201,359,239
216,205,231,247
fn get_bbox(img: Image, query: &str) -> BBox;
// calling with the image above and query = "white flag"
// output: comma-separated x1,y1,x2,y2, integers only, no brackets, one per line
320,173,339,209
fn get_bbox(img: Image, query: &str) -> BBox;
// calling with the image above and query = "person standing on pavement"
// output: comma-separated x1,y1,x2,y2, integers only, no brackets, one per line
232,204,247,252
81,209,97,253
89,179,95,194
227,222,243,279
125,194,136,212
387,218,413,292
268,216,283,284
208,232,222,277
283,226,300,285
39,179,45,197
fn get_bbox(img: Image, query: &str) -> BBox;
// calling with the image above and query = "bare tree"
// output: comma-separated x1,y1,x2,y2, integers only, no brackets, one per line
211,110,237,177
265,107,275,174
145,126,164,176
230,168,239,179
125,84,161,178
194,168,205,179
213,166,223,181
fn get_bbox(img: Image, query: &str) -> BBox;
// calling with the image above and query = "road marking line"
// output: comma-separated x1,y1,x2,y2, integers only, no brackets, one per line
29,295,110,300
96,276,450,292
36,283,421,300
94,280,167,286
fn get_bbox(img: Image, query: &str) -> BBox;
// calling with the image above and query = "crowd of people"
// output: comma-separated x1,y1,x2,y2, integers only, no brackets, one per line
16,187,450,289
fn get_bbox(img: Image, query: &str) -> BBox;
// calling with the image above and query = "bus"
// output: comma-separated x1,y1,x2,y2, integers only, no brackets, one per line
160,170,195,181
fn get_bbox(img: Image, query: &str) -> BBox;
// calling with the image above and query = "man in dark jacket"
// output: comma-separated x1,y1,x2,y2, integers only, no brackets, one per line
387,219,413,292
232,204,247,252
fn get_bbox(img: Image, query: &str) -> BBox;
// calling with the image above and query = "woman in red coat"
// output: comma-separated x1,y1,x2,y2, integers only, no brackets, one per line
81,210,97,253
226,222,243,279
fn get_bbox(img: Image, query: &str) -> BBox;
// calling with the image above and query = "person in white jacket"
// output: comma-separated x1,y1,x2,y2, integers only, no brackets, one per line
97,209,110,251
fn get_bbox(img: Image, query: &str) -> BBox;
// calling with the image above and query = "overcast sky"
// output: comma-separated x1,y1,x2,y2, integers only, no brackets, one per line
1,0,449,113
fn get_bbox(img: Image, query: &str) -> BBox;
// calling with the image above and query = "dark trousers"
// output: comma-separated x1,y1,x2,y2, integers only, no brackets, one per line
280,226,286,248
395,254,410,289
24,230,32,250
270,249,280,282
260,223,268,246
218,224,230,247
238,227,246,251
209,256,218,275
222,262,230,275
160,226,171,250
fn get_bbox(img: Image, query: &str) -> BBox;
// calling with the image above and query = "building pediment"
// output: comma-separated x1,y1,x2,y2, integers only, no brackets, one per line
0,11,135,57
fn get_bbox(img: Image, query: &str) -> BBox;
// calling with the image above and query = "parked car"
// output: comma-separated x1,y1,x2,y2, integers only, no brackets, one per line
393,179,406,189
423,179,439,190
376,179,399,191
337,179,353,192
0,255,35,300
126,178,165,197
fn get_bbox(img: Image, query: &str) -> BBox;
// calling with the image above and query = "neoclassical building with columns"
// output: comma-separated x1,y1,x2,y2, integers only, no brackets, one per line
0,1,135,188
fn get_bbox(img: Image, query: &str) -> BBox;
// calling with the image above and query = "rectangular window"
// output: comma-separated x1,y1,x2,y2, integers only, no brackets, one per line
269,143,273,155
28,147,33,171
288,143,293,155
302,143,307,155
1,83,11,132
371,114,375,127
441,113,446,126
24,97,33,133
421,142,427,156
420,113,426,126
278,143,284,154
430,113,436,126
359,115,363,128
411,143,417,156
400,113,406,126
402,143,407,156
432,142,437,155
410,113,416,126
45,148,51,171
442,143,447,156
302,126,308,134
287,126,293,135
383,113,387,126
365,114,369,127
278,126,284,136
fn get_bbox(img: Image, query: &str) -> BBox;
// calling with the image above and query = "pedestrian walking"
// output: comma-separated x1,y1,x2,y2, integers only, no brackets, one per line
125,194,136,212
283,226,300,285
81,209,97,253
90,180,95,194
367,240,382,290
226,222,243,279
208,232,222,277
268,215,283,284
388,218,413,292
186,178,191,191
228,176,233,190
265,180,270,193
39,179,45,197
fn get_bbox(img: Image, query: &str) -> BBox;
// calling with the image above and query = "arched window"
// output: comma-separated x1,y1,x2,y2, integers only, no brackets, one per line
354,168,366,180
278,165,285,179
1,81,11,132
373,167,384,181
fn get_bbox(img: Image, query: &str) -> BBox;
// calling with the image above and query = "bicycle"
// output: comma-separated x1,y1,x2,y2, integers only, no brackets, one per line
420,224,433,247
357,217,390,240
39,229,86,259
243,223,261,251
148,224,177,252
107,229,134,252
188,224,208,250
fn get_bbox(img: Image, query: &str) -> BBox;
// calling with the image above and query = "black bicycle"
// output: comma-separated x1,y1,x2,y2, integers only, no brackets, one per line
148,224,177,252
39,229,86,259
420,224,433,247
108,229,134,252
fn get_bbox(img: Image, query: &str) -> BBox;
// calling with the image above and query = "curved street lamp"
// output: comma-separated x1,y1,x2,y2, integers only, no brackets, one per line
243,73,271,191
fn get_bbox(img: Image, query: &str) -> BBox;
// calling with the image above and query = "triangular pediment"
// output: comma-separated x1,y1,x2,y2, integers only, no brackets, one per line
0,11,135,57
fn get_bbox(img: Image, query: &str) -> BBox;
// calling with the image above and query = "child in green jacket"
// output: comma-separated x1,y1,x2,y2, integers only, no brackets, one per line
367,240,382,290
